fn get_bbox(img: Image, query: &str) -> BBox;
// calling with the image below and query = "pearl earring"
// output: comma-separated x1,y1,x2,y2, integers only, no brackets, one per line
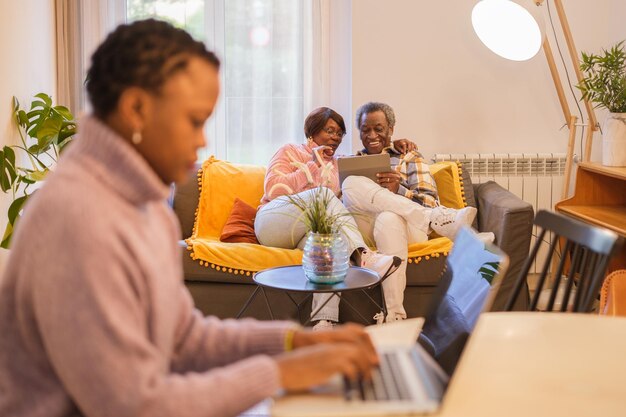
132,131,142,145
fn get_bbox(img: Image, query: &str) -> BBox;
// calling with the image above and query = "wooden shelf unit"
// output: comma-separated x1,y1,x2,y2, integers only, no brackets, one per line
556,162,626,270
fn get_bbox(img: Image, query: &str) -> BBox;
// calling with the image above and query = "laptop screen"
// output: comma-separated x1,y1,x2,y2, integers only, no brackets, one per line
419,226,508,375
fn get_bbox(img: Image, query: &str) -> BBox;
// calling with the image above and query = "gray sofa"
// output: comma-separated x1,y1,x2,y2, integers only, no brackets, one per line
172,164,533,324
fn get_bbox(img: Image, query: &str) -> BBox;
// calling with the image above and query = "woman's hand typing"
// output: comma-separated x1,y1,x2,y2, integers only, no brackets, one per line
275,324,379,392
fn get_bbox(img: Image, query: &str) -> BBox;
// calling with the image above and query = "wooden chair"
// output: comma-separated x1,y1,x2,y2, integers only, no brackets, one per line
505,210,623,313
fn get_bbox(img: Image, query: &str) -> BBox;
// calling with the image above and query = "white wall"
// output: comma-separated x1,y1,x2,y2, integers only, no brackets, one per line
0,1,56,271
351,0,626,160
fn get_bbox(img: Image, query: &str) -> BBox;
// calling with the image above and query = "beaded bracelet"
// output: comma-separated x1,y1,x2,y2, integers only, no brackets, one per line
284,328,297,352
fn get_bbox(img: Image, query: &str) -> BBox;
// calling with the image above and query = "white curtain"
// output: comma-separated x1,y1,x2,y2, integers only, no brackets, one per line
55,0,82,113
303,0,353,155
80,0,126,78
303,0,331,113
55,0,125,116
216,0,309,164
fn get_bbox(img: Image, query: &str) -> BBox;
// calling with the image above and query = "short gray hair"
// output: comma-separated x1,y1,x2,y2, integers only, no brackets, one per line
355,102,396,130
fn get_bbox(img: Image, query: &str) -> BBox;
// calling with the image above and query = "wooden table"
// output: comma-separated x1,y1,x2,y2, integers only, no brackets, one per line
241,312,626,417
440,312,626,417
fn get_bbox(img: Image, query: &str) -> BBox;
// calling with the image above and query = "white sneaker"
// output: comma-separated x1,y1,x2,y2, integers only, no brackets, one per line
360,250,396,279
430,206,477,239
373,312,386,325
476,231,496,244
373,311,406,325
312,319,335,331
385,313,406,323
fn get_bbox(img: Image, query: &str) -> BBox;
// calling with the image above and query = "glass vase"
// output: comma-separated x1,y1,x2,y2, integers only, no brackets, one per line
302,232,349,284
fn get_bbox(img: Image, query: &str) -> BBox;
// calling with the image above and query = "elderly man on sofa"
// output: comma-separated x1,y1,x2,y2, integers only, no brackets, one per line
341,102,480,323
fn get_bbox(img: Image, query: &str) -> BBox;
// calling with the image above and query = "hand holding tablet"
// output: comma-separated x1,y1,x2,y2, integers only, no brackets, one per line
337,153,391,185
376,170,402,193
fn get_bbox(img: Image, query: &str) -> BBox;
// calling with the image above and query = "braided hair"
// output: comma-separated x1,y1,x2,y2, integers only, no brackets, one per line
86,19,220,118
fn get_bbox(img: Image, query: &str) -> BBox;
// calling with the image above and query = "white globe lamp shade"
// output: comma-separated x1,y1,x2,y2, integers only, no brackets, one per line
472,0,544,61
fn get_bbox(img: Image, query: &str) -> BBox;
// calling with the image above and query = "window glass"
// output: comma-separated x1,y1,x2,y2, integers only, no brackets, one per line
126,0,303,165
127,0,205,41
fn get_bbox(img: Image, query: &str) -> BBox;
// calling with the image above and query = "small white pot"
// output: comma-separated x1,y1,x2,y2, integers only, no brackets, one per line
602,113,626,167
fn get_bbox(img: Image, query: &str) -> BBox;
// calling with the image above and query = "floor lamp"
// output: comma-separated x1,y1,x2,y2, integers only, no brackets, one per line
472,0,598,200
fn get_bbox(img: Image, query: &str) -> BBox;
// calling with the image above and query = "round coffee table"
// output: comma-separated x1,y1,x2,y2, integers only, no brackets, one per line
236,265,388,325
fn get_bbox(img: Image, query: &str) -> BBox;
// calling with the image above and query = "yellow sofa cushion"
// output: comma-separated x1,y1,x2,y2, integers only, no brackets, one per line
430,161,467,209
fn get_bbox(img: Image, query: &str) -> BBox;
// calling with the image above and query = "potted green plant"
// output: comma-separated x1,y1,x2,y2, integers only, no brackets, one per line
578,40,626,167
0,93,76,248
270,153,354,284
286,186,350,284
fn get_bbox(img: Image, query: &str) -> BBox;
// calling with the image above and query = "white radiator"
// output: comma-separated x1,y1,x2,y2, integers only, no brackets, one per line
433,153,567,273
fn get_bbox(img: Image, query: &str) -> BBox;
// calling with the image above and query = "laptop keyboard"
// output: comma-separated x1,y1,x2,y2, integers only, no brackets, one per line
370,351,414,400
345,347,446,404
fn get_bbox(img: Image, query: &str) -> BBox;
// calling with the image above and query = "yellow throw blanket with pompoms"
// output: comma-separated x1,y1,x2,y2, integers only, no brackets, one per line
407,237,453,263
185,157,302,274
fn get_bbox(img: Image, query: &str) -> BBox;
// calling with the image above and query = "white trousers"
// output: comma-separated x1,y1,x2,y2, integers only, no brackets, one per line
341,176,430,319
255,187,367,322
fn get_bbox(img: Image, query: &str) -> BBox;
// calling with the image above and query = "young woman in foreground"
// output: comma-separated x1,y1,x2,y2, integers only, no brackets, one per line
0,19,378,417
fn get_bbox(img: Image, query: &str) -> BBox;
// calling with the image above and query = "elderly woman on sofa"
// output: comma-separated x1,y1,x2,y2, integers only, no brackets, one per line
254,107,398,330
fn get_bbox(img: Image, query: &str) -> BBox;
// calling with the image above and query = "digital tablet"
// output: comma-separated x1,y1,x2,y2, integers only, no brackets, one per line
337,153,391,185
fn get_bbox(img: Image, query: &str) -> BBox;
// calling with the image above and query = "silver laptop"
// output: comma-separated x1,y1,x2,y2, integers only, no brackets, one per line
271,226,509,416
337,153,391,185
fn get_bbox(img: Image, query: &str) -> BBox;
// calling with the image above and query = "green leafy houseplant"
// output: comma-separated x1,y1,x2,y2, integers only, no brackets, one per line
578,40,626,113
288,186,353,284
285,186,352,235
478,261,501,284
0,93,76,248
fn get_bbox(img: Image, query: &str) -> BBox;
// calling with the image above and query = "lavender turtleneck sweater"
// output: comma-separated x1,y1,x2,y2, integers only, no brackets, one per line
0,116,291,417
